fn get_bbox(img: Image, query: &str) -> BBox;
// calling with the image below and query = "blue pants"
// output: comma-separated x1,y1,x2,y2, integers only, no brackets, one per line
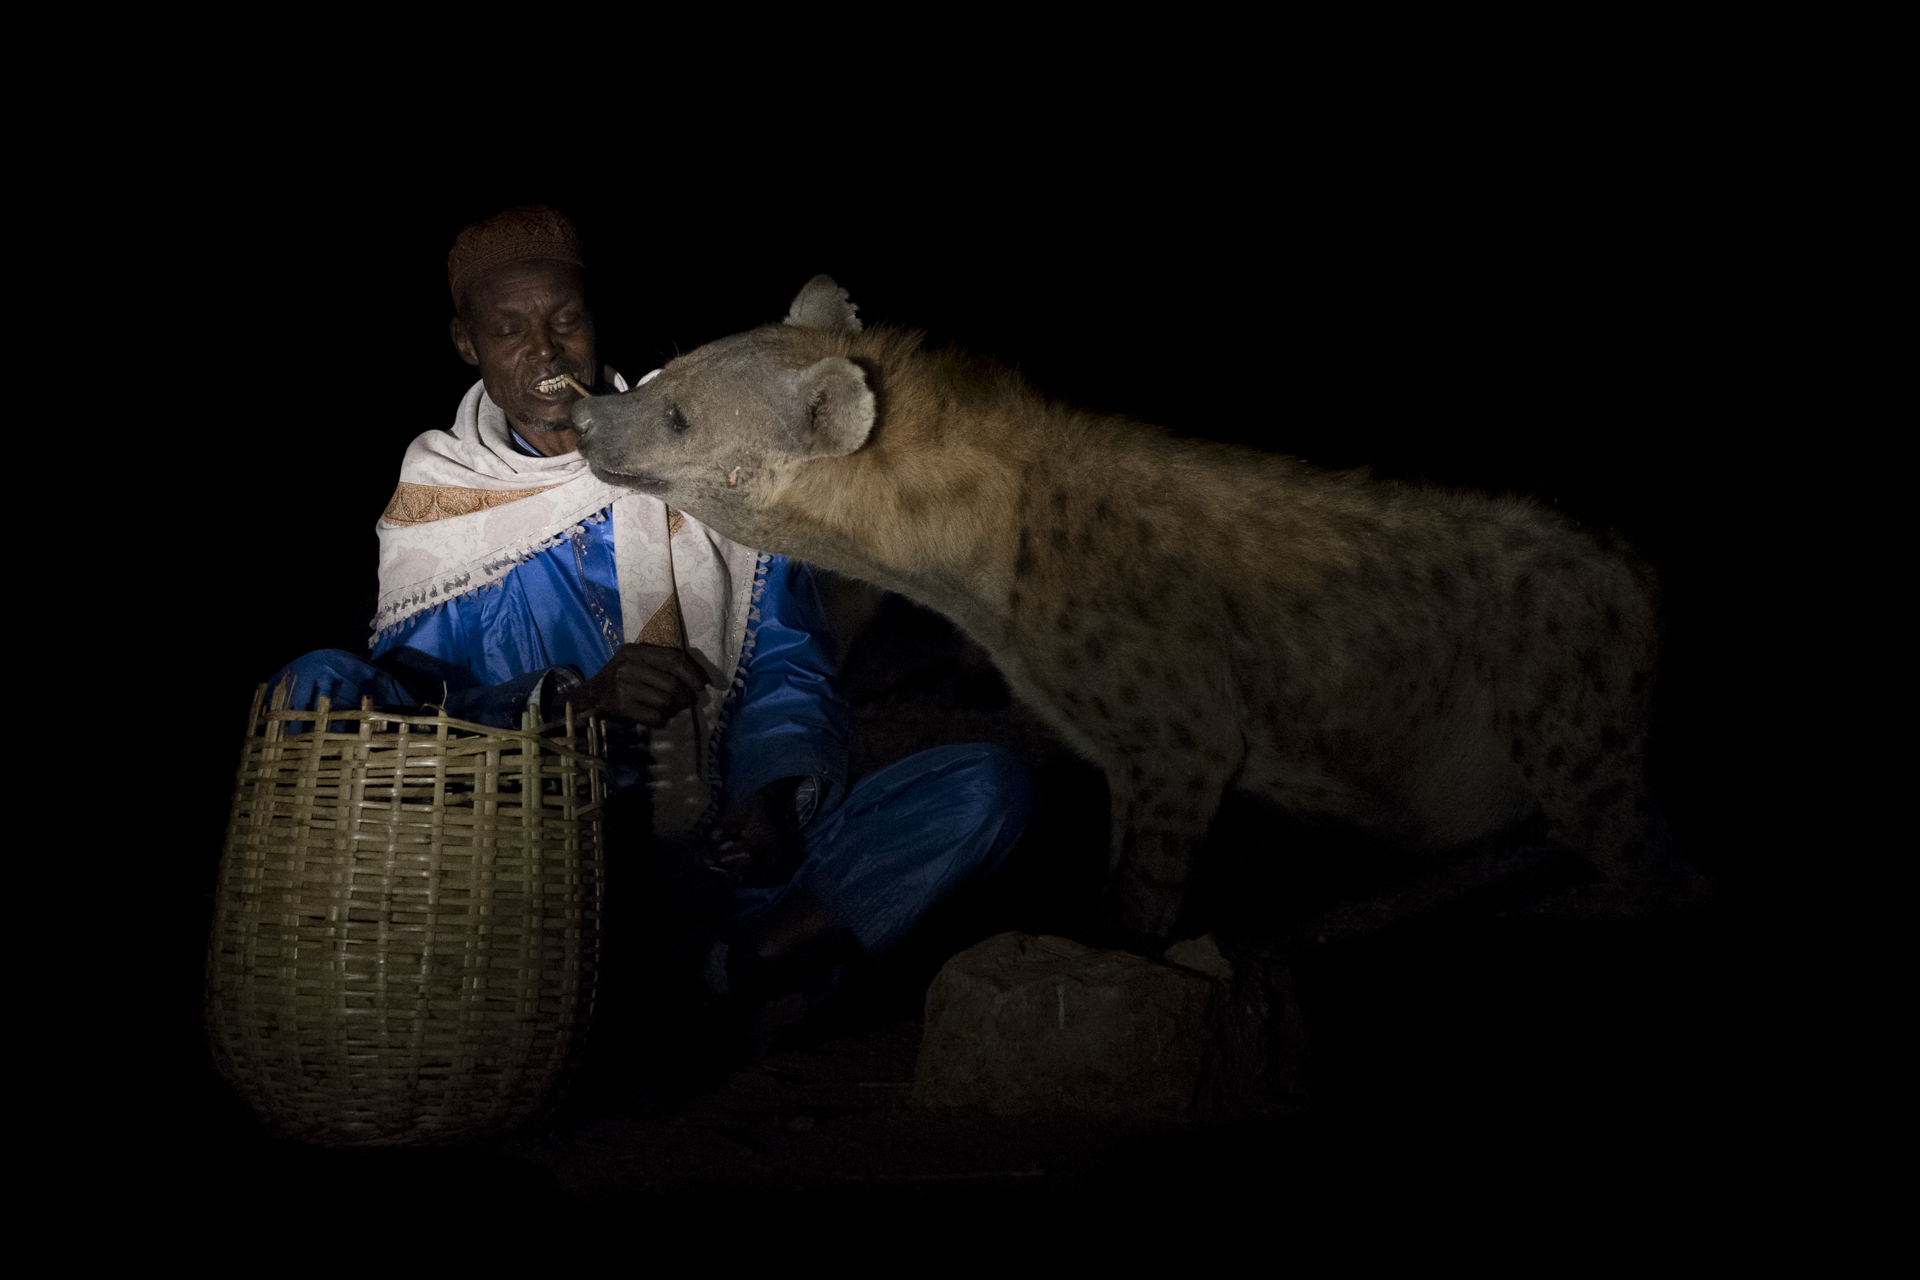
733,743,1034,959
268,650,1036,962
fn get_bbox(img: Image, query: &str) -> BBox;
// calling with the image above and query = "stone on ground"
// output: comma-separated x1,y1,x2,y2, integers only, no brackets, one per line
912,932,1235,1115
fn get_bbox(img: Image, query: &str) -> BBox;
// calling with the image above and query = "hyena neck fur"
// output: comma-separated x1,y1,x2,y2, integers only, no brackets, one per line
751,330,1049,649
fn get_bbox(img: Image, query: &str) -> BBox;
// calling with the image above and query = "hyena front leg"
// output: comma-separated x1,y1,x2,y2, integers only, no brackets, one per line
1098,757,1231,940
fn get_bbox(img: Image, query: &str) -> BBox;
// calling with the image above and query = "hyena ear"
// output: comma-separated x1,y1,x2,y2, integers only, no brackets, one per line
792,357,875,457
784,275,863,334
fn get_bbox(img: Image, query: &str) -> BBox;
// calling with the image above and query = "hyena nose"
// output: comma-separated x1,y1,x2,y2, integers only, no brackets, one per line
571,401,596,442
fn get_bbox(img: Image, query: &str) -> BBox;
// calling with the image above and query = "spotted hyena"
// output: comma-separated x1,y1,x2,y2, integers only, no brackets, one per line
576,276,1674,939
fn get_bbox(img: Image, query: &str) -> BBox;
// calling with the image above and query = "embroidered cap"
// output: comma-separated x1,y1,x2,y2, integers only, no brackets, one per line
447,205,586,305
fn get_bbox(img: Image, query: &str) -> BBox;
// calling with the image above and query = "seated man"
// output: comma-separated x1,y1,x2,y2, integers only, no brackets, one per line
273,206,1033,1041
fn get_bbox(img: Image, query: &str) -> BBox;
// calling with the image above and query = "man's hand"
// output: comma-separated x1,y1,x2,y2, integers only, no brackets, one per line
701,777,804,889
573,643,710,727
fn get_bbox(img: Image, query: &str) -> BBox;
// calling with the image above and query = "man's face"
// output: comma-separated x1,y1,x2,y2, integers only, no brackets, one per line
451,259,596,447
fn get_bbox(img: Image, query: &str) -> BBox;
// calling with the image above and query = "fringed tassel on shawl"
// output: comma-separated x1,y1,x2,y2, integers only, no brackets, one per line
369,507,614,645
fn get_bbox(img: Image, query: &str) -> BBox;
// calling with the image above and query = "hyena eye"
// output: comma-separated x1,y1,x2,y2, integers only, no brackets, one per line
665,404,690,433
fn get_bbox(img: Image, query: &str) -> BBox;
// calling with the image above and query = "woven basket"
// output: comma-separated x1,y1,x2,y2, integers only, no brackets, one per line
206,682,607,1147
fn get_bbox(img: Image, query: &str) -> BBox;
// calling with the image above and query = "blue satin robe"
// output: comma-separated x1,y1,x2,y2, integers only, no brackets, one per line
273,509,1033,959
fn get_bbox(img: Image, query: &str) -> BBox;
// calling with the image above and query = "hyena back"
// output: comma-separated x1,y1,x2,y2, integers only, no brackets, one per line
576,277,1671,938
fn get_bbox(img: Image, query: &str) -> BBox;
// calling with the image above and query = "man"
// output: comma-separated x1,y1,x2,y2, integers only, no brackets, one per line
272,206,1033,1039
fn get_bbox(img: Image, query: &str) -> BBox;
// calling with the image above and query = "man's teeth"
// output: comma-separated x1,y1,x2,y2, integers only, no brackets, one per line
535,376,568,393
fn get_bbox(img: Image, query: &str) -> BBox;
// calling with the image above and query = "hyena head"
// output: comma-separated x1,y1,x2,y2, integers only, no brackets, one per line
574,276,874,539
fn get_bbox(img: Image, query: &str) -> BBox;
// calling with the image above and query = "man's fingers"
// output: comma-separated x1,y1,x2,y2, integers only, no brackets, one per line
617,660,701,698
619,643,712,690
578,644,712,725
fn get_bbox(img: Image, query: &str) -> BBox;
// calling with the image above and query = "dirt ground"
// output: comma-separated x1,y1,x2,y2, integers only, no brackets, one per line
170,596,1757,1226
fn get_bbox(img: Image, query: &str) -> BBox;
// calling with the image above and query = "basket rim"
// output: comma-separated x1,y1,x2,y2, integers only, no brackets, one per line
252,707,607,767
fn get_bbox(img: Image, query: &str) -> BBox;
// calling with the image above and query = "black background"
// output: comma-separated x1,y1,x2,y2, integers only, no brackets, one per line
117,65,1804,1224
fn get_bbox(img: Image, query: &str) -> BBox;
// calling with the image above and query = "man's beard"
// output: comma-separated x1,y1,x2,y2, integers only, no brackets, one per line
509,408,574,436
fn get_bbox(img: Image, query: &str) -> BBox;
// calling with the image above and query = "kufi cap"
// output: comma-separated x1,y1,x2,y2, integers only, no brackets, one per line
447,205,585,303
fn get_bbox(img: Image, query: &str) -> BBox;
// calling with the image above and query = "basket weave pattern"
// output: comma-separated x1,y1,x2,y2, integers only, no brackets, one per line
206,684,607,1147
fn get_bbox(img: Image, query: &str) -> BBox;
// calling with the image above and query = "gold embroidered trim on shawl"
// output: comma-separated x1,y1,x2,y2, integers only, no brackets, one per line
636,593,685,648
634,508,689,648
380,481,565,526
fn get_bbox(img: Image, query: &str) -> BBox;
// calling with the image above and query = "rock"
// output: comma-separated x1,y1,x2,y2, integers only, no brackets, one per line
912,932,1236,1115
1163,934,1235,982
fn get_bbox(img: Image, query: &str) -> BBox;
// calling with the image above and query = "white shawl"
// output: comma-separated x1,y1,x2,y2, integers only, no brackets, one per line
374,377,765,836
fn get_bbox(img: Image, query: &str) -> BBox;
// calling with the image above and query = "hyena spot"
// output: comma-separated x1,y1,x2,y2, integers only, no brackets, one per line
1631,669,1652,696
1584,780,1628,810
1095,500,1112,522
1170,721,1196,749
1133,717,1157,738
1429,564,1457,601
1186,775,1206,792
1545,616,1563,638
1051,527,1071,551
1570,758,1597,785
1058,649,1081,670
1128,763,1145,780
1061,689,1082,705
1606,603,1623,632
1056,610,1075,635
1152,801,1175,820
1136,520,1155,547
1084,635,1107,660
1545,745,1567,769
1203,747,1228,765
1092,695,1112,719
1600,727,1628,751
1510,738,1527,760
1222,593,1246,632
1119,685,1140,706
1008,589,1022,610
1513,574,1535,607
1015,547,1035,578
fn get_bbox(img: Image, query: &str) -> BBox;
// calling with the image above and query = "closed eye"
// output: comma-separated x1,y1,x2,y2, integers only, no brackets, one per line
666,403,690,433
